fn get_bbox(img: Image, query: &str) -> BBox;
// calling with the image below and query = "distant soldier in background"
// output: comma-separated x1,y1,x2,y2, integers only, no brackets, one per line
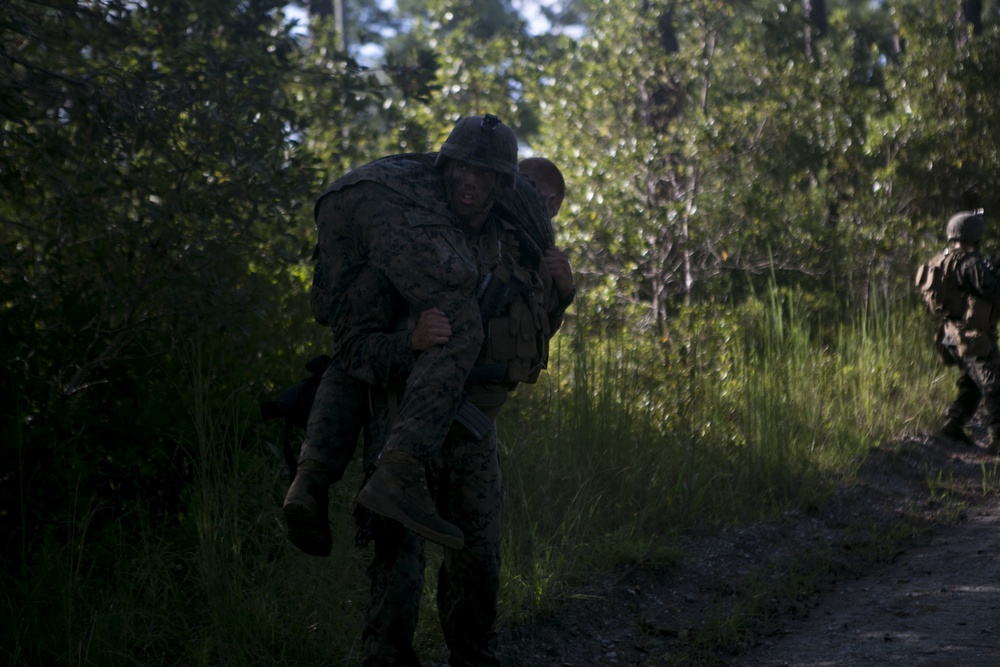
915,210,1000,452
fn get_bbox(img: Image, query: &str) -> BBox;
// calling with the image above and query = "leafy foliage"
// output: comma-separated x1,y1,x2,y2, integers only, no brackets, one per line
1,0,338,571
521,0,1000,332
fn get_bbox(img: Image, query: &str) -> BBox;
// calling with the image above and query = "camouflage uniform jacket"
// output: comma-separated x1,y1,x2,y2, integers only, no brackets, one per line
310,153,466,330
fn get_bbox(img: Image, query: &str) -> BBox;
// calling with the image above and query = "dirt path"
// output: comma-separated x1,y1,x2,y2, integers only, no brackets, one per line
495,432,1000,666
735,496,1000,667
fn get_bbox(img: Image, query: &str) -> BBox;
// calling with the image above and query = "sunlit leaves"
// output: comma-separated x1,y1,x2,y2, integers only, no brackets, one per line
517,0,1000,334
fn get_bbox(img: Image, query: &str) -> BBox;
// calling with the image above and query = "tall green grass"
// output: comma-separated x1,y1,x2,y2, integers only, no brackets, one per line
3,292,948,664
497,290,943,614
3,344,371,666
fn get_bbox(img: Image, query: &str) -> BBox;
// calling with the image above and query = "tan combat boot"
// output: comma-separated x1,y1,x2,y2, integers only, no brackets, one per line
283,459,334,557
356,450,465,550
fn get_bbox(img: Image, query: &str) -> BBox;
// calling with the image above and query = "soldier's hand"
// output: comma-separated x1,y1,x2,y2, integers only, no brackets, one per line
411,308,452,351
544,246,575,299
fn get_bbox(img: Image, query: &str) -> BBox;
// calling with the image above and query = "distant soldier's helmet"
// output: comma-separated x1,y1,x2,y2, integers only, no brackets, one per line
435,114,518,187
946,209,986,243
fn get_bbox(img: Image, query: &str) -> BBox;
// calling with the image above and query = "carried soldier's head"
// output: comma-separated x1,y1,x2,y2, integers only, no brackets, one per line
436,114,518,219
518,157,566,217
947,209,986,245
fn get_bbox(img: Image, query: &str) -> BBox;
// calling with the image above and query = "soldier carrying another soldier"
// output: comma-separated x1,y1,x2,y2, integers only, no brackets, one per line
285,114,574,666
283,115,573,554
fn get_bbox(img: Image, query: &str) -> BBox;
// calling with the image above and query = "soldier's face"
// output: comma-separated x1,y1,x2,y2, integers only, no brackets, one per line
447,160,498,216
520,169,560,217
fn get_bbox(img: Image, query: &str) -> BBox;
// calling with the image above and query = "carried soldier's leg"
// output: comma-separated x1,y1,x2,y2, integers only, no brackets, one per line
354,208,484,550
355,293,481,550
283,359,365,556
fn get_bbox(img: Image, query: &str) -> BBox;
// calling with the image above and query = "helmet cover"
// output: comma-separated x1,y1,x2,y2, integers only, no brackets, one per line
435,114,518,179
946,210,985,243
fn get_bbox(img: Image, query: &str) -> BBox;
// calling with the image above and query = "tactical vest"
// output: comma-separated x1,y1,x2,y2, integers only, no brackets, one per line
915,248,966,319
471,216,553,385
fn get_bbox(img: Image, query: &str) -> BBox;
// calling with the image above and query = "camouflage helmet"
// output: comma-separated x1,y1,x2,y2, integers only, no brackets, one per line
946,209,985,243
435,114,518,184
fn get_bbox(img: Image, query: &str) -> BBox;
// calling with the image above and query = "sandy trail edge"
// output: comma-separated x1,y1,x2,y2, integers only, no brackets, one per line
735,494,1000,667
489,434,1000,666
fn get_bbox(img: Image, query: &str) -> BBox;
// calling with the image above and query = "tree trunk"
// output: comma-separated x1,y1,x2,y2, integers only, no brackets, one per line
802,0,827,60
962,0,983,36
308,0,332,18
308,0,347,51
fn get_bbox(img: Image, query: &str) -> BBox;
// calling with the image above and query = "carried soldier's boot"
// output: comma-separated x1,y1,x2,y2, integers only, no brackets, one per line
283,459,334,557
356,450,465,550
939,418,976,447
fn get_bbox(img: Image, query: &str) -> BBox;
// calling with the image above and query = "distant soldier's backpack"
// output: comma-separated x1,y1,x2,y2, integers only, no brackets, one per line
914,249,963,318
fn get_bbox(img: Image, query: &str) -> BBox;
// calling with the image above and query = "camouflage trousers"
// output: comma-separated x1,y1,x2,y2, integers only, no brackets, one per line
361,391,504,667
944,343,1000,439
297,357,365,478
305,182,484,467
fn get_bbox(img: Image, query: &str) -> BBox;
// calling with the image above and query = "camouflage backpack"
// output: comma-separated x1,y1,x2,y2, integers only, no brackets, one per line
914,249,964,318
